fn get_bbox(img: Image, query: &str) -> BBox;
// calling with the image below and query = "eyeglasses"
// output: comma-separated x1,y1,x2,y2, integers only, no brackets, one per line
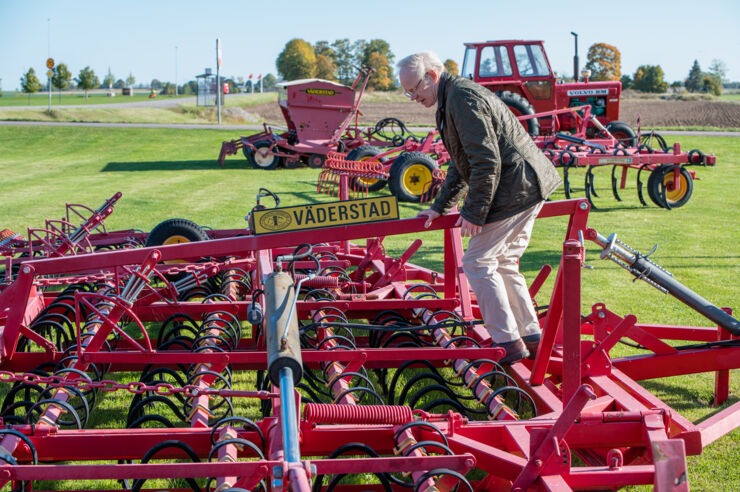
404,75,426,98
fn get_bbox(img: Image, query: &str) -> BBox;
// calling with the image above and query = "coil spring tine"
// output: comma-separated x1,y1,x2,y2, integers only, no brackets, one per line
130,441,202,492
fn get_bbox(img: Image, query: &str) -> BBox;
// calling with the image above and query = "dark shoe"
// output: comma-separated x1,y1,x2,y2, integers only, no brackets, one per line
492,338,529,364
522,333,541,360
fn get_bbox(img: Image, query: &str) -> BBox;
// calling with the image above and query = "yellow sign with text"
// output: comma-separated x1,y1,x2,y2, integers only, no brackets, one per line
251,196,399,235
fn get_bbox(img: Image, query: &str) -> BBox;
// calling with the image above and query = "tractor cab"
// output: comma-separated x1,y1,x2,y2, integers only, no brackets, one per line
463,40,623,135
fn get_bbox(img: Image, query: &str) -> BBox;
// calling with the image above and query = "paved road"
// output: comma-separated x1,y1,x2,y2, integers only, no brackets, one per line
0,120,738,137
0,93,264,110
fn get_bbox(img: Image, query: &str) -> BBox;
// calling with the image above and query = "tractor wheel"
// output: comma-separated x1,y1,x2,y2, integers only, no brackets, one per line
389,152,439,203
648,165,693,209
347,145,388,193
496,91,540,137
247,140,283,170
605,121,638,147
307,153,326,169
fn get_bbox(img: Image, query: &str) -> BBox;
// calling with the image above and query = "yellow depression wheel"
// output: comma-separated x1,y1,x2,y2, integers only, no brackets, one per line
389,151,439,203
402,164,433,196
648,165,694,209
346,145,387,192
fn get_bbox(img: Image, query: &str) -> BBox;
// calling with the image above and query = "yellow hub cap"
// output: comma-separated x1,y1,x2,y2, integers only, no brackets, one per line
163,235,190,264
402,164,432,196
663,172,688,203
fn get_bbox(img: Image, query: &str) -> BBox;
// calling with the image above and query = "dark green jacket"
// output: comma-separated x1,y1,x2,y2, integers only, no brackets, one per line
431,72,562,225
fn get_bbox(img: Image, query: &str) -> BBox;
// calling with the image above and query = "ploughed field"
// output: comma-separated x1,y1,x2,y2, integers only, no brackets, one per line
248,97,740,129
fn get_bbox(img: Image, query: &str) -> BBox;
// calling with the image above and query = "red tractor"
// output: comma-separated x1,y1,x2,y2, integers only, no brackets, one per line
462,39,637,144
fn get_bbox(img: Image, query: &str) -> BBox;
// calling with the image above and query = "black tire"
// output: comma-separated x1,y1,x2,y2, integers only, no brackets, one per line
247,140,283,170
606,120,638,147
146,218,209,249
306,153,326,169
388,152,439,203
648,165,693,209
346,145,388,193
496,91,540,137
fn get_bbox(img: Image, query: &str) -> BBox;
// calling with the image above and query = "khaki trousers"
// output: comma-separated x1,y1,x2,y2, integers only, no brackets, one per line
462,202,543,343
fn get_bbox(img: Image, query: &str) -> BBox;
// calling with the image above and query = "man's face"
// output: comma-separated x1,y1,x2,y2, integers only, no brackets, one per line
400,68,438,108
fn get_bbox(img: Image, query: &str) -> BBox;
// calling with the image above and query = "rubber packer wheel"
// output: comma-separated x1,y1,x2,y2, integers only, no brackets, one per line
647,165,693,209
388,151,438,203
347,145,388,193
146,218,209,270
247,140,282,170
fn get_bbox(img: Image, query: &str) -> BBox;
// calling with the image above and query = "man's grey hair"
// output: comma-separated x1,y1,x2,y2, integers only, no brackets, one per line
397,52,446,80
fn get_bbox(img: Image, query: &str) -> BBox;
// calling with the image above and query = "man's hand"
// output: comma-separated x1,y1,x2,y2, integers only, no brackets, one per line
417,209,441,228
455,216,482,237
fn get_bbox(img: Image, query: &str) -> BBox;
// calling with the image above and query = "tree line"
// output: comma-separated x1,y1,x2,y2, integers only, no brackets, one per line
275,38,458,90
583,43,729,95
16,64,281,101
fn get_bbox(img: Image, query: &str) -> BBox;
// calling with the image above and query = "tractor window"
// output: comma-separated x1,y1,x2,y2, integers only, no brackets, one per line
478,46,512,77
461,47,476,78
513,45,550,77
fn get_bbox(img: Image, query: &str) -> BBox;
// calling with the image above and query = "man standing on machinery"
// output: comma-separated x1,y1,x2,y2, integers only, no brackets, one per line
398,52,561,364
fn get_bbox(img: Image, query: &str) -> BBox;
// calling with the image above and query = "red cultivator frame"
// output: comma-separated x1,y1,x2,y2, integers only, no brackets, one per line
0,195,738,491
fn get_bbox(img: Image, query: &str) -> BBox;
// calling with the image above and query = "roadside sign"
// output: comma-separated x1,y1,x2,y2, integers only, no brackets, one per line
46,58,55,69
216,38,222,69
47,70,54,78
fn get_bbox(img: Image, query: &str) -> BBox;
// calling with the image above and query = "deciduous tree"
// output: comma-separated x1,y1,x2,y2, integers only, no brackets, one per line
632,65,668,93
620,74,632,89
314,41,337,64
52,63,71,102
685,60,702,92
444,59,459,76
262,73,277,90
75,66,99,99
332,38,363,85
276,38,316,81
584,43,621,81
366,52,393,90
316,54,337,81
701,75,722,96
20,67,42,104
126,72,135,88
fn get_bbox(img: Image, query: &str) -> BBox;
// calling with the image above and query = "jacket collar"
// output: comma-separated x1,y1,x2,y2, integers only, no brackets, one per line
435,71,451,132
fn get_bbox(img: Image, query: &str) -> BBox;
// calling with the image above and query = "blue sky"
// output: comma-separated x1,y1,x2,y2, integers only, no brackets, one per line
1,0,738,91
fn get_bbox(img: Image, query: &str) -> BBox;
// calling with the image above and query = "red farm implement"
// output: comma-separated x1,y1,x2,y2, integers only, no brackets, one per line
0,193,738,491
218,67,407,170
317,130,450,203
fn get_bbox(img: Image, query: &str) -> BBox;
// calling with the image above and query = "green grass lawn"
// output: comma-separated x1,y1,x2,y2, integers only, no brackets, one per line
0,126,737,489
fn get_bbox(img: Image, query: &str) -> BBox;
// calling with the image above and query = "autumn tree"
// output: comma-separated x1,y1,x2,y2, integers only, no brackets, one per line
444,59,459,76
332,38,365,85
52,63,71,102
701,74,722,96
584,43,621,81
20,67,42,104
277,38,317,81
315,54,337,81
685,60,702,92
366,52,394,90
314,41,337,63
126,72,136,88
632,65,668,93
75,66,99,99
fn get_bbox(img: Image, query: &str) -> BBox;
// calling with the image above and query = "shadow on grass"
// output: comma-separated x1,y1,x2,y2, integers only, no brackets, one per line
102,160,233,172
